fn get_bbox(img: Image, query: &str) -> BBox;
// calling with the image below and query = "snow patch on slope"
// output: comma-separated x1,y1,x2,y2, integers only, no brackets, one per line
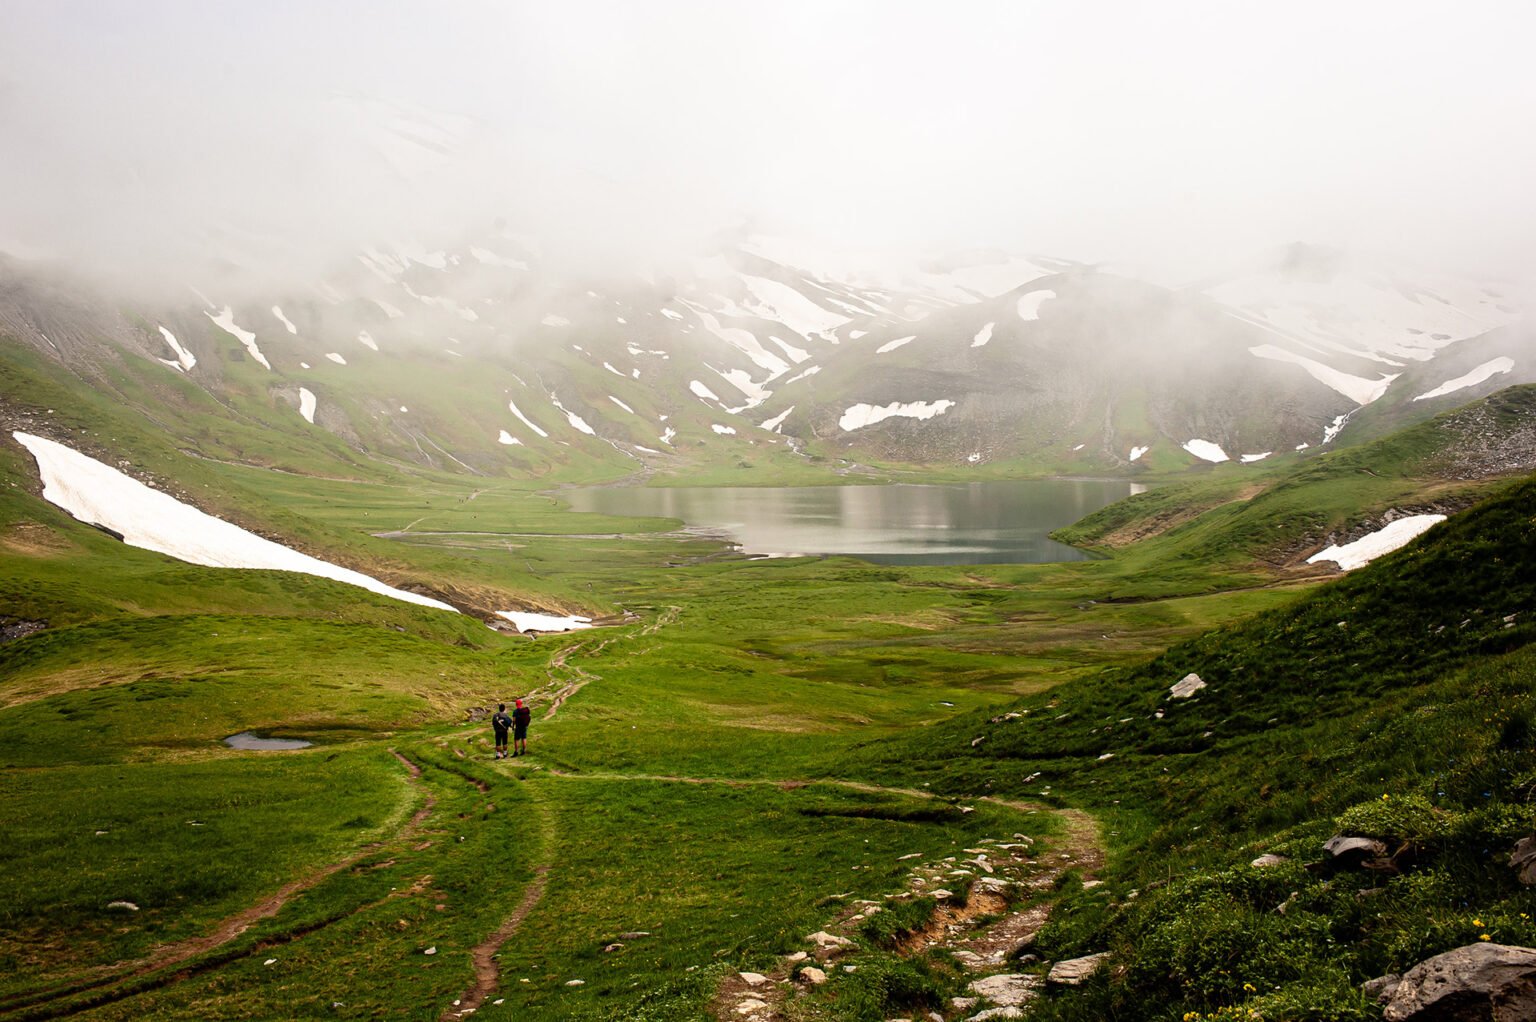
205,307,271,370
1249,344,1399,405
298,388,317,424
13,432,455,612
508,399,549,438
971,322,995,348
1016,289,1057,321
1307,515,1446,571
157,326,196,371
1182,439,1229,463
737,273,850,338
839,400,955,432
876,335,917,354
549,395,596,435
271,306,298,334
1413,357,1515,402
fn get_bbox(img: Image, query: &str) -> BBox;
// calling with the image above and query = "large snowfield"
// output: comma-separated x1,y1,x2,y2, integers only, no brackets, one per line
1306,514,1447,571
13,431,457,612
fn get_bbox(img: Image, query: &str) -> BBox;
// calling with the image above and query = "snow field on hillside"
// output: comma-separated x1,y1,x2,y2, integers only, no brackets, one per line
1413,357,1515,402
13,432,455,612
839,399,955,432
1306,515,1447,571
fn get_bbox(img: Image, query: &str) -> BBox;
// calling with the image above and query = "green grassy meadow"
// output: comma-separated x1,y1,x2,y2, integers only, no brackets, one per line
4,361,1536,1019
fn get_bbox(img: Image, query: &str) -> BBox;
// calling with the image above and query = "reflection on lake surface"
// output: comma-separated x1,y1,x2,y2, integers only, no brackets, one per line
224,731,312,750
564,479,1142,565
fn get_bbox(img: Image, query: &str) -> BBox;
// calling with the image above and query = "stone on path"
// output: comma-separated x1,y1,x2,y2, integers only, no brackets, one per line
969,973,1042,1006
785,951,808,963
798,966,828,985
1047,952,1111,985
966,1009,1024,1021
735,998,768,1015
1371,942,1536,1021
738,972,767,986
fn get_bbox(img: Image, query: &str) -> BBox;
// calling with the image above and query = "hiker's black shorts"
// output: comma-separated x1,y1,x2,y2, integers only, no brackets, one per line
494,728,509,744
514,726,527,740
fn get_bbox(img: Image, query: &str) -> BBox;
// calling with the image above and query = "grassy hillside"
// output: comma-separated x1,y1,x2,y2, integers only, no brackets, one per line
845,473,1536,1019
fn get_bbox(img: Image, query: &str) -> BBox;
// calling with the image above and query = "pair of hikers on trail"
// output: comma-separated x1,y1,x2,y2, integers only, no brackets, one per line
492,700,531,759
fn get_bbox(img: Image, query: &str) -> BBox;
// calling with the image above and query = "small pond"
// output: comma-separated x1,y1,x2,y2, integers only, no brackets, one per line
224,731,313,751
564,479,1142,566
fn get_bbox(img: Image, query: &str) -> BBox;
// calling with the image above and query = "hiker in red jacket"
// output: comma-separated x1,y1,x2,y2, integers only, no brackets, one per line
512,698,532,757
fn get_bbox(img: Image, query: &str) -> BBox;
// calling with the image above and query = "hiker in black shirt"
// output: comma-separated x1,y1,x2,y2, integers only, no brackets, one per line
512,698,532,757
491,703,513,759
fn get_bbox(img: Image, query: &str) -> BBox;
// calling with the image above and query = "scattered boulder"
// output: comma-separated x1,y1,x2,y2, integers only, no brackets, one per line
784,951,808,963
1170,673,1206,699
616,931,652,940
106,900,139,912
1510,835,1536,885
806,930,855,951
1375,943,1536,1021
798,966,828,985
968,973,1041,1007
1251,854,1289,868
1047,952,1111,985
966,1009,1025,1021
738,972,767,987
1323,835,1388,864
735,998,767,1015
603,942,624,953
564,979,585,987
1363,973,1401,1004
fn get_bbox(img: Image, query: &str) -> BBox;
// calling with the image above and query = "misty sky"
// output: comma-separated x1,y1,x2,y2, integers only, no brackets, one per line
3,1,1534,284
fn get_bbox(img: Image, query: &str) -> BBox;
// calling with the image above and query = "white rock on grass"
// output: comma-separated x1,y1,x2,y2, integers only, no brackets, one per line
1047,952,1112,985
798,966,828,985
806,930,855,950
739,972,767,986
967,1009,1025,1021
735,998,768,1014
1170,673,1206,699
565,979,585,986
106,900,139,912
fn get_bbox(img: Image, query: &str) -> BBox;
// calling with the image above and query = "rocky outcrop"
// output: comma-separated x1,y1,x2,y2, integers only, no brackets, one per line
1510,835,1536,885
1169,673,1206,699
1367,943,1536,1021
1047,952,1111,985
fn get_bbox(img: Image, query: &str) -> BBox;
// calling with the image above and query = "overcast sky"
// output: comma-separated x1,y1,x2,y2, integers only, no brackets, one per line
2,0,1534,285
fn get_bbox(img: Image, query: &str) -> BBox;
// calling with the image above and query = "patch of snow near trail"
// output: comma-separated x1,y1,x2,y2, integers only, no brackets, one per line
761,406,794,432
357,331,379,351
157,327,196,371
690,380,721,402
205,307,271,370
298,388,317,424
1241,452,1273,463
1183,439,1229,463
1016,289,1057,321
508,400,549,438
325,352,347,365
541,314,570,327
711,424,737,435
271,306,298,334
737,273,850,338
659,426,676,445
660,308,684,321
1249,344,1400,405
374,299,405,320
971,322,995,348
549,395,596,435
1128,445,1150,462
1413,357,1515,402
497,430,521,445
839,399,955,432
13,432,456,612
495,610,591,634
876,335,917,354
609,396,635,414
1307,515,1447,571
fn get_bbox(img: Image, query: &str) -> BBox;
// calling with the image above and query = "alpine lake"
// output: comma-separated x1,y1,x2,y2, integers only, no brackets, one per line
563,478,1144,565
